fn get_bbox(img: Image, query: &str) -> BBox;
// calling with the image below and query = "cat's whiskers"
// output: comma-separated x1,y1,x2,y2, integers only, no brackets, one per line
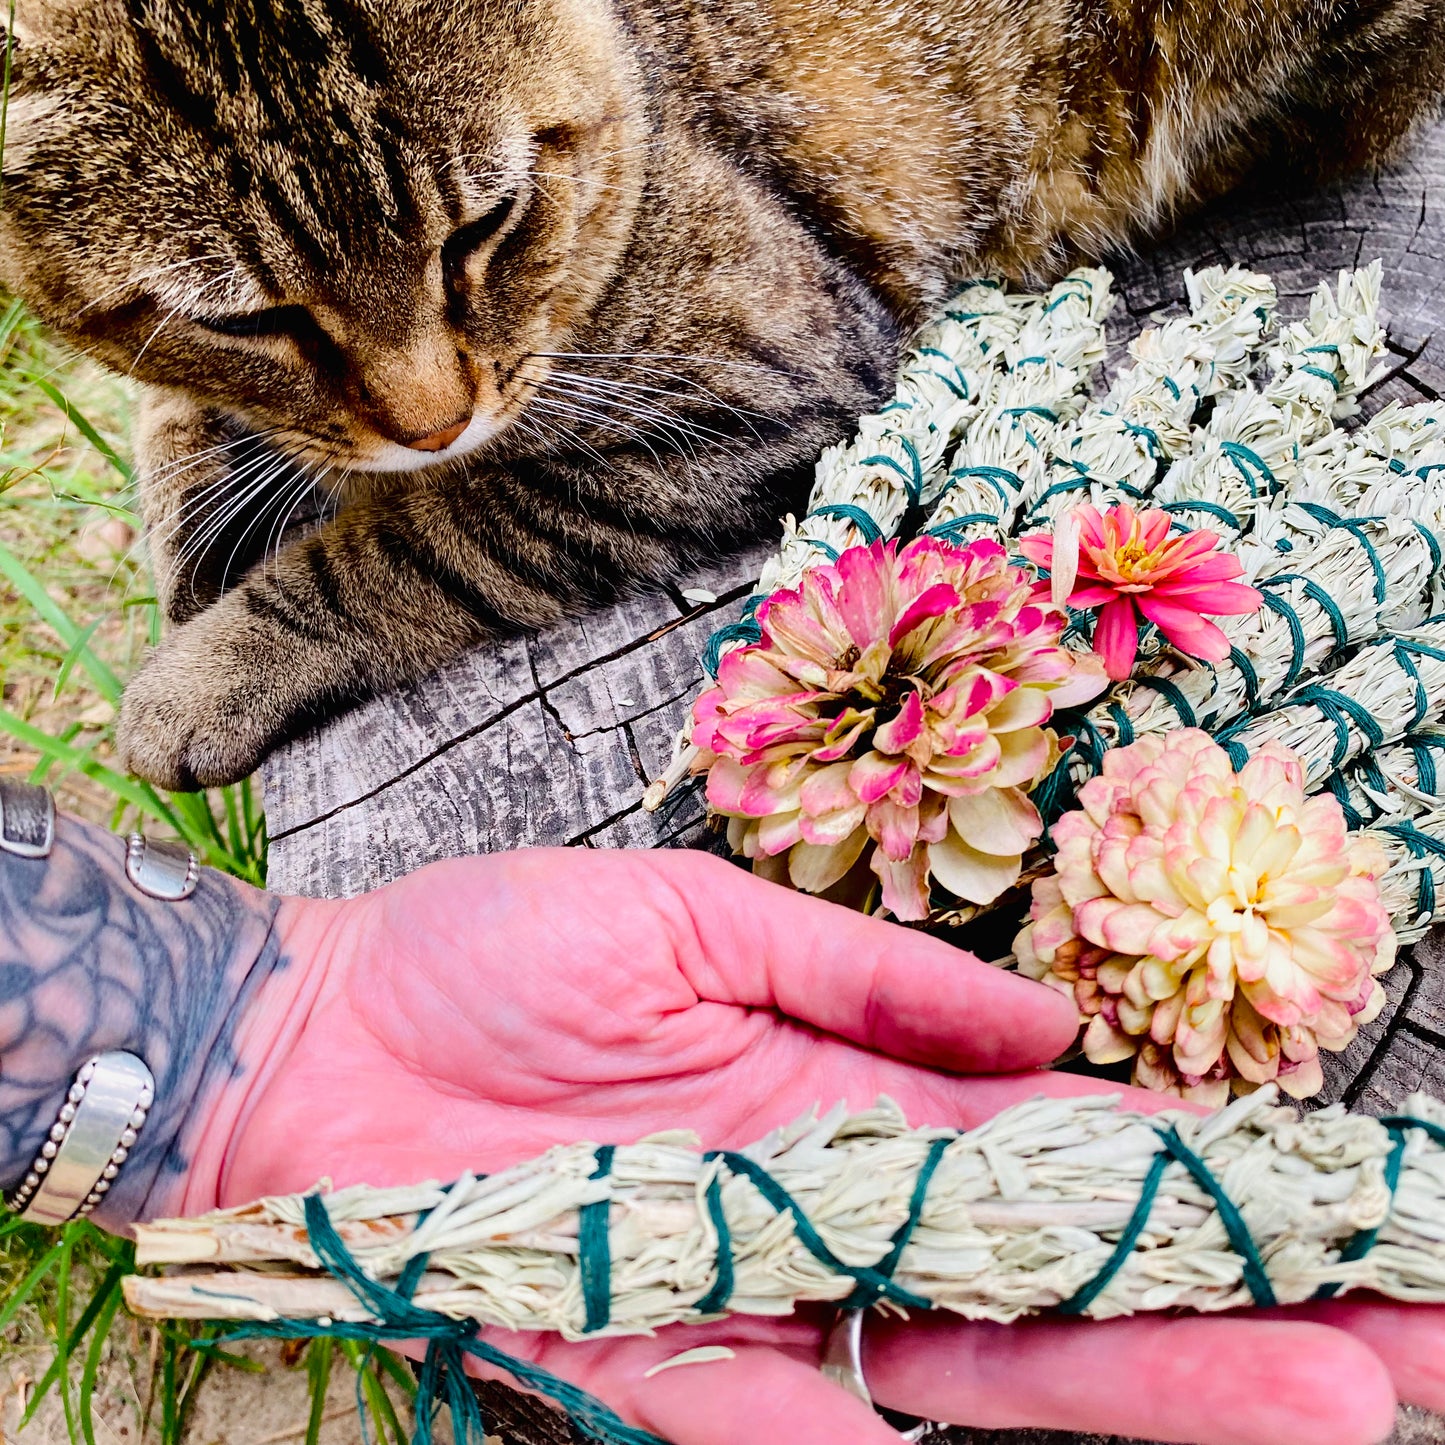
74,252,233,319
164,430,341,590
203,456,296,604
524,373,726,485
525,382,688,462
163,449,298,604
531,348,802,380
250,462,327,598
542,356,776,439
126,270,238,381
512,409,617,475
518,360,724,447
139,431,292,559
540,368,755,446
528,393,673,478
109,431,290,590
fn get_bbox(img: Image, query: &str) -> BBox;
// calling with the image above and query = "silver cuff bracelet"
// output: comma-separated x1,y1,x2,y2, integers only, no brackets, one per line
5,1052,156,1224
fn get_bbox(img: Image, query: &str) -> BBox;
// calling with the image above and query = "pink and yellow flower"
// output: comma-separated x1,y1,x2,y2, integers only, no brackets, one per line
1015,729,1396,1104
1017,504,1262,680
691,536,1106,920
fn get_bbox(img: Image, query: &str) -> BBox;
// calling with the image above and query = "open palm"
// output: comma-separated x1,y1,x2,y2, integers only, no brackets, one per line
195,848,1445,1445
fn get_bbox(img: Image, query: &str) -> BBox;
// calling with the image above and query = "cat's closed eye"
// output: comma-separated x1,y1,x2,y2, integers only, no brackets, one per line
441,196,517,288
193,305,314,341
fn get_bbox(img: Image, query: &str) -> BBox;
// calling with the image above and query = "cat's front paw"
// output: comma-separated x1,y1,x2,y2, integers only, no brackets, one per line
117,619,297,790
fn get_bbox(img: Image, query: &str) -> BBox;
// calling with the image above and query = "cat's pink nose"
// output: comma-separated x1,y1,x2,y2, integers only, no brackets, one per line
405,418,469,452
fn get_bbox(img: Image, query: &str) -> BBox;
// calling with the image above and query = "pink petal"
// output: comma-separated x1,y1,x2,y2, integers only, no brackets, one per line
798,760,859,817
1136,597,1231,662
1016,533,1055,567
1149,553,1245,586
873,690,926,752
889,583,960,647
835,543,894,650
1067,583,1119,607
869,798,920,861
872,846,932,921
849,750,911,804
1093,596,1141,680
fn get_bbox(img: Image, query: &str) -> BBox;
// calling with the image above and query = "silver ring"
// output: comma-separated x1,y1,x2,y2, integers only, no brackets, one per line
821,1310,930,1441
821,1309,871,1407
125,833,199,901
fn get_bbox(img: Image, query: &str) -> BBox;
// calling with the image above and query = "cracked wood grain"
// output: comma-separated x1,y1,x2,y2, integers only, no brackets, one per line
260,118,1445,1444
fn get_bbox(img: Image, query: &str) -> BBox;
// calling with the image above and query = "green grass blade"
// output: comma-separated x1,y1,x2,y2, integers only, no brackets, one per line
370,1348,418,1402
0,708,180,829
0,537,125,704
0,296,25,356
0,1238,64,1333
52,615,108,703
23,376,136,487
306,1340,335,1445
52,1229,80,1444
78,1274,124,1445
22,1256,130,1424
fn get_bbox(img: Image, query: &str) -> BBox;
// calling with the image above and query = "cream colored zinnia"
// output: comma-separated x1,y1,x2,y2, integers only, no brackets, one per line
1015,729,1396,1104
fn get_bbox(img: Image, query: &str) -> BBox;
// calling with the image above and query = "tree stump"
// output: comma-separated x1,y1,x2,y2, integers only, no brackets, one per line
262,118,1445,1445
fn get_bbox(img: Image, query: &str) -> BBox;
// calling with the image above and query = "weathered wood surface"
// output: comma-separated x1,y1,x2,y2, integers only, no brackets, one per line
262,117,1445,1445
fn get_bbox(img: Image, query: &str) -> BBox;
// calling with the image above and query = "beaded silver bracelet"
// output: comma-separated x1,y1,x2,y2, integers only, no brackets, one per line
5,1052,156,1224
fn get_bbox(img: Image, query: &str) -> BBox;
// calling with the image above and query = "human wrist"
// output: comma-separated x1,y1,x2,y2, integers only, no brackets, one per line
0,811,287,1228
167,891,351,1219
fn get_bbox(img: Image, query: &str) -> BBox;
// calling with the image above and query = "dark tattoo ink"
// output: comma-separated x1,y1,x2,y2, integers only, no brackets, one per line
0,815,285,1225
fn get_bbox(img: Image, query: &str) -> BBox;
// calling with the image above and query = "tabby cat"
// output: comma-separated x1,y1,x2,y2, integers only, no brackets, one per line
2,0,1442,789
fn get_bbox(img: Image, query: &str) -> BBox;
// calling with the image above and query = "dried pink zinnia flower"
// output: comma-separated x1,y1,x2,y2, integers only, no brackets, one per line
691,536,1106,920
1017,503,1262,680
1015,729,1396,1104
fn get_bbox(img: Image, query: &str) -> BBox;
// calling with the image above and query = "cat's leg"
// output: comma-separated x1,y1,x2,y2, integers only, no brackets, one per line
134,391,316,625
113,451,742,789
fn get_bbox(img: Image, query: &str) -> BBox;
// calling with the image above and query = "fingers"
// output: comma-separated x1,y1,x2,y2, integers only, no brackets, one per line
655,850,1078,1074
865,1311,1398,1445
1268,1301,1445,1414
626,1343,905,1445
455,1321,905,1445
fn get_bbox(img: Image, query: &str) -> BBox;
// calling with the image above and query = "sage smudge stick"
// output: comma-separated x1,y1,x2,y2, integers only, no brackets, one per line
125,1088,1445,1337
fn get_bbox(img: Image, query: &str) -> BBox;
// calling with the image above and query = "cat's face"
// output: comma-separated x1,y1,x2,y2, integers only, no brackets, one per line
0,0,646,473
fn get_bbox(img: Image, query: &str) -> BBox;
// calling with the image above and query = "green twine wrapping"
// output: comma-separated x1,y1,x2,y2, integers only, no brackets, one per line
1314,1116,1445,1300
198,1117,1445,1445
808,503,885,544
1060,1125,1278,1314
704,1149,935,1311
581,1146,617,1333
1220,441,1276,498
210,1195,671,1445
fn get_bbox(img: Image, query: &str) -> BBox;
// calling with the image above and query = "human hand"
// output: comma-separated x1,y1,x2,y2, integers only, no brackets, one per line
171,845,1445,1445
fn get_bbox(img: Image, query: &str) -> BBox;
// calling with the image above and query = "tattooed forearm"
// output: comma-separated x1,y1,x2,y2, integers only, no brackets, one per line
0,813,285,1226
